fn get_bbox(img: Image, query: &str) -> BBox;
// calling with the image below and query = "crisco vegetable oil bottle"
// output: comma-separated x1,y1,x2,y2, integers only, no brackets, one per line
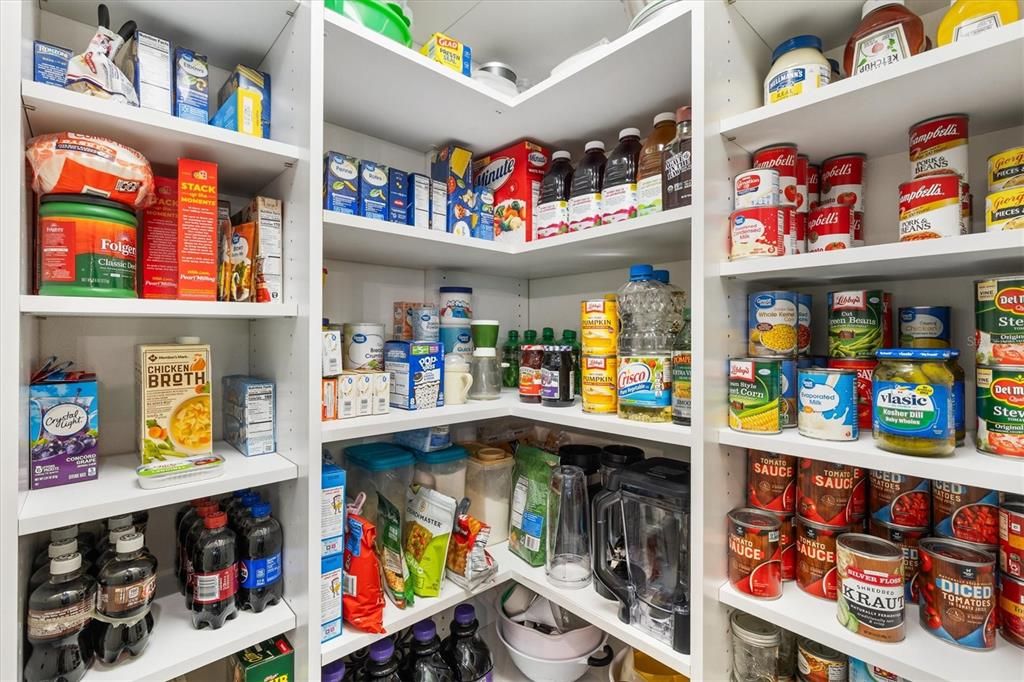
617,264,673,422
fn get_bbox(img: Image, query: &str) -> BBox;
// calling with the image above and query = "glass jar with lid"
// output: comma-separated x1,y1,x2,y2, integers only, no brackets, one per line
764,34,830,106
730,610,781,682
872,349,956,456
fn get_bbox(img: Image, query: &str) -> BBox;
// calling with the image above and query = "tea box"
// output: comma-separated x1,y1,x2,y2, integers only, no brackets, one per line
229,635,294,682
33,40,72,87
136,342,212,464
177,159,219,300
223,375,275,456
389,168,408,224
420,33,472,76
473,140,551,244
359,161,390,221
385,340,444,410
324,152,359,214
29,366,98,489
173,47,208,123
235,196,283,303
218,65,271,139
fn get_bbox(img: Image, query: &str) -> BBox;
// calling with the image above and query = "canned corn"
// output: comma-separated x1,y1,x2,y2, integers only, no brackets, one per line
748,290,798,357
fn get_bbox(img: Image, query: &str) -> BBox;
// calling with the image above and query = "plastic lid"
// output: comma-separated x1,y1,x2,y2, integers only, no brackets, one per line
619,127,641,140
876,348,953,360
731,611,781,646
50,552,82,575
473,346,497,357
204,511,228,529
413,619,437,642
241,493,262,508
40,193,134,212
601,444,645,469
454,603,477,625
193,496,216,506
584,140,605,152
676,106,692,122
552,150,571,161
51,524,78,542
472,319,499,326
345,443,415,471
49,538,77,558
108,513,133,530
863,0,903,18
445,353,470,370
369,638,394,663
771,34,823,64
322,660,345,682
653,269,670,284
654,111,675,125
472,447,511,464
197,502,220,516
562,329,577,340
176,336,201,344
414,444,468,465
629,264,654,281
251,502,272,518
116,532,145,554
439,286,472,293
109,526,134,543
558,444,602,473
828,57,840,73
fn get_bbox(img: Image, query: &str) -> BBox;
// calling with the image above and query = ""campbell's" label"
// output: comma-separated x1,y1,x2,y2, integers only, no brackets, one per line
899,175,960,241
820,154,865,212
909,114,969,181
753,144,798,206
807,205,852,253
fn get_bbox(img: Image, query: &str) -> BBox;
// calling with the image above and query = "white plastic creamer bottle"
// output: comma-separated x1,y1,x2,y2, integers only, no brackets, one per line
568,141,606,232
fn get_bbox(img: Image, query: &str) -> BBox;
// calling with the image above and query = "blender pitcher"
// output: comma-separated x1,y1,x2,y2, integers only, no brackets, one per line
593,458,690,654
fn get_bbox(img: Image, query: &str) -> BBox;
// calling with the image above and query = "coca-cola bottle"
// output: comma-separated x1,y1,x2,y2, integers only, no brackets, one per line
24,552,96,682
187,511,239,630
177,501,220,594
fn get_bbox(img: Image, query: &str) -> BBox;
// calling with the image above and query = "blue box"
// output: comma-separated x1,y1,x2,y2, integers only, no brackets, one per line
472,186,494,240
407,173,431,229
33,41,72,87
222,375,275,456
388,168,408,225
321,553,342,643
209,89,263,137
29,370,98,490
430,180,447,231
173,48,209,123
219,65,271,139
430,145,474,234
321,462,345,557
384,341,444,410
359,161,390,221
323,152,359,214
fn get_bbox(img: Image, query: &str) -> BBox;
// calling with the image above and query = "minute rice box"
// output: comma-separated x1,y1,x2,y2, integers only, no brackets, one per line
384,340,444,410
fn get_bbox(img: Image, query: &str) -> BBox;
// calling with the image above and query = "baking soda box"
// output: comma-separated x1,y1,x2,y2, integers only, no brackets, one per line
177,159,218,300
473,140,550,245
141,176,177,298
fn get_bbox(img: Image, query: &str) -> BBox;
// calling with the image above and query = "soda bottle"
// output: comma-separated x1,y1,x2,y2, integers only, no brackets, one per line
221,489,252,522
602,128,642,224
568,141,607,232
91,525,138,577
29,538,84,595
501,331,520,388
362,638,401,681
616,264,673,422
561,330,582,395
662,106,693,210
541,327,555,344
229,492,262,531
33,525,94,571
24,552,96,682
177,501,219,593
441,605,493,682
322,659,346,682
536,151,574,238
187,511,239,630
89,532,157,663
672,308,693,427
522,329,538,345
93,514,133,559
238,501,284,613
131,510,149,536
637,112,677,216
400,619,455,682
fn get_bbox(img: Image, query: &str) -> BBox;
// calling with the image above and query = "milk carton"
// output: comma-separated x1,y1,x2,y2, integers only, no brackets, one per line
359,161,389,221
408,174,431,229
385,341,444,410
338,373,358,418
324,152,359,214
474,140,551,244
222,375,275,456
388,168,408,225
354,372,373,416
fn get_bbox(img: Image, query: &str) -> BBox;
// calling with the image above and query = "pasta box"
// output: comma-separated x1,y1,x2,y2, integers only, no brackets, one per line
407,173,430,228
473,140,550,244
323,152,359,214
388,168,408,224
229,635,294,682
29,364,98,490
385,340,444,410
173,47,209,123
359,160,389,221
218,65,271,139
430,145,473,232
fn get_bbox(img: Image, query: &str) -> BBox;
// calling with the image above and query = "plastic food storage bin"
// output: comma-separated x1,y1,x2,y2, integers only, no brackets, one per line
412,444,467,502
464,446,515,545
342,442,415,528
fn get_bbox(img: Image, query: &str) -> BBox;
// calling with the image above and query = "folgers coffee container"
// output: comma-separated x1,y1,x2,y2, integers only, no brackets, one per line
975,276,1024,366
775,513,795,581
1000,502,1024,579
976,365,1024,458
898,173,961,241
796,637,847,682
932,480,999,547
752,143,798,207
806,204,853,253
909,114,969,181
828,358,875,429
999,572,1024,648
729,206,786,260
869,518,926,604
727,507,782,599
797,458,866,526
836,534,905,642
869,471,930,528
796,516,847,600
746,450,796,513
918,537,996,650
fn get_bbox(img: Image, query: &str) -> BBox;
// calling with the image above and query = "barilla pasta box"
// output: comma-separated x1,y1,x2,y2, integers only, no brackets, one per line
407,173,430,228
173,48,208,123
230,635,294,682
420,33,472,76
388,168,408,225
324,152,359,214
472,186,495,240
177,159,218,300
359,161,389,221
141,176,177,299
384,340,444,410
430,145,474,233
473,140,551,244
219,65,271,139
33,41,72,87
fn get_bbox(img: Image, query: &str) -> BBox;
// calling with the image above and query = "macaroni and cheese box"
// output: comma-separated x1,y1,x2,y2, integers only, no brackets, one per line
141,176,178,299
136,342,212,464
29,367,98,490
173,48,208,123
209,89,262,137
472,186,495,240
222,375,275,456
119,31,171,113
407,173,430,229
420,33,472,76
324,152,359,214
230,635,293,682
234,196,283,303
388,168,408,225
177,159,219,300
430,180,447,231
33,41,72,87
218,65,271,139
474,140,551,244
431,145,474,233
385,341,444,411
359,161,389,221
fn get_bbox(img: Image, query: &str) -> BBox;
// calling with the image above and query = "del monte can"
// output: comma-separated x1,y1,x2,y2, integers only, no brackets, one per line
976,365,1024,458
976,277,1024,366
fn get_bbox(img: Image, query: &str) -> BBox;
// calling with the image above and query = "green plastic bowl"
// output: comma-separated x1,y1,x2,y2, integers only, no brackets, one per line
326,0,413,47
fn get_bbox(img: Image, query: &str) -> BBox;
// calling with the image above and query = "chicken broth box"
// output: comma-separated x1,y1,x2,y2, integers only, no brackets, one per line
137,342,212,464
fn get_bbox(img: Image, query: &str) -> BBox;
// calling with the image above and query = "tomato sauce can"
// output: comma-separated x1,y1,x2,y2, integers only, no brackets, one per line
976,365,1024,458
869,471,930,527
821,153,866,212
748,290,798,357
796,516,847,600
806,204,853,253
909,114,969,181
836,534,906,642
797,638,847,682
798,458,866,526
747,449,796,513
869,518,927,604
797,294,812,357
999,501,1024,579
932,480,999,547
775,513,796,581
734,168,780,209
918,537,996,650
985,187,1024,232
728,507,782,599
827,358,875,429
796,154,809,214
729,206,786,260
807,163,821,210
752,143,798,207
975,276,1024,366
898,174,961,241
988,145,1024,192
999,572,1024,649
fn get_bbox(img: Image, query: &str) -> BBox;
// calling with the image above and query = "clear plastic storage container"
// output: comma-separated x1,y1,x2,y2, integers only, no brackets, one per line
412,444,468,502
343,443,415,527
464,446,514,545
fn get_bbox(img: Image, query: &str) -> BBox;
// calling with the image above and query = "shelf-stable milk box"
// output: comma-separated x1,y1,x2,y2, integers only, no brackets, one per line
473,140,550,244
385,340,444,410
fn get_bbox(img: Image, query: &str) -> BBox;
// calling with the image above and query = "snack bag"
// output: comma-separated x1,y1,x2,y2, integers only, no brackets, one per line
378,492,413,608
343,512,385,634
63,5,139,106
446,507,497,591
404,485,456,598
508,446,559,566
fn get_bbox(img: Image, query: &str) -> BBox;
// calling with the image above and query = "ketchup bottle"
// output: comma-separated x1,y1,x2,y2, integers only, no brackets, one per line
844,1,926,77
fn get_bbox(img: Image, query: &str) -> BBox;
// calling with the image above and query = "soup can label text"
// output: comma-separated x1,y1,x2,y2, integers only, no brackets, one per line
807,205,853,252
909,114,969,181
976,366,1024,458
753,144,798,206
975,277,1024,365
898,174,961,241
919,538,996,650
797,368,858,441
821,153,866,212
747,450,796,513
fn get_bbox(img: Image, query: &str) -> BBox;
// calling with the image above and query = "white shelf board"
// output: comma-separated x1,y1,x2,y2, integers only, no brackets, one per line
323,207,691,278
84,594,295,681
18,443,297,535
718,231,1024,285
323,391,693,446
323,3,692,150
719,581,1024,682
718,428,1024,496
719,23,1024,158
22,80,302,195
21,295,298,319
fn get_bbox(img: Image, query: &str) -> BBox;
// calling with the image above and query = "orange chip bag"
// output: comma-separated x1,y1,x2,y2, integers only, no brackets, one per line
446,512,496,591
342,512,385,634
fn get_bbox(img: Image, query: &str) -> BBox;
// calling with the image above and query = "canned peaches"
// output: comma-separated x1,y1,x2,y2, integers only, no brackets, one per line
988,145,1024,192
581,355,617,414
898,174,961,240
909,114,969,181
728,507,782,599
580,297,617,355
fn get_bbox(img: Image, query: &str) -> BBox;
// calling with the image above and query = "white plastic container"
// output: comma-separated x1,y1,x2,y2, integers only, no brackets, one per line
465,446,514,545
764,35,830,106
412,445,467,502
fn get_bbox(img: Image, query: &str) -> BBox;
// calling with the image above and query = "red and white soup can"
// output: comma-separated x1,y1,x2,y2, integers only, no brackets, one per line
807,205,853,253
853,211,864,246
909,114,969,182
821,153,866,213
794,211,807,254
796,154,810,214
898,174,961,241
735,168,780,209
808,163,821,210
753,144,799,207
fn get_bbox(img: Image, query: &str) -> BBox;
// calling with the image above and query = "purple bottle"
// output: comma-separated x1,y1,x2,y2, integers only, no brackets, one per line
363,638,401,681
322,659,345,682
441,605,493,682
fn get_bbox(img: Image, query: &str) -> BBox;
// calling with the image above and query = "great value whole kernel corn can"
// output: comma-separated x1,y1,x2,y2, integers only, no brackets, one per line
976,365,1024,458
975,277,1024,366
918,538,996,650
748,291,798,357
580,297,617,355
728,507,782,599
581,355,616,414
728,358,782,434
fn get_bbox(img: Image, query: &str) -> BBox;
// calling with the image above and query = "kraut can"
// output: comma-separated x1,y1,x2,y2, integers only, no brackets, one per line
909,114,969,181
836,534,905,642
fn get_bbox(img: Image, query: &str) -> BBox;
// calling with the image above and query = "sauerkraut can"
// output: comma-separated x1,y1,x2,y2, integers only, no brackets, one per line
975,277,1024,366
797,368,857,441
828,290,884,359
909,114,969,181
748,290,798,357
976,365,1024,458
988,145,1024,192
836,534,905,642
898,174,961,241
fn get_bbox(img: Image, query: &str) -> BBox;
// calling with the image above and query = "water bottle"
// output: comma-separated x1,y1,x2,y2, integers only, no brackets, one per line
616,264,673,422
653,269,687,335
238,501,284,613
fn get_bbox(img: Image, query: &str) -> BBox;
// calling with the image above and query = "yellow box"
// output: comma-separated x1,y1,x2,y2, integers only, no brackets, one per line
420,33,472,76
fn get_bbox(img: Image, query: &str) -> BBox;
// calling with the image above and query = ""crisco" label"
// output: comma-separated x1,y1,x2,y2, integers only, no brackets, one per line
617,356,671,409
976,366,1024,458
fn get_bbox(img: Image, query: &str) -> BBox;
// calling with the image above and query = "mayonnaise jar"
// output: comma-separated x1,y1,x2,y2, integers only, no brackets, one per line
764,35,830,106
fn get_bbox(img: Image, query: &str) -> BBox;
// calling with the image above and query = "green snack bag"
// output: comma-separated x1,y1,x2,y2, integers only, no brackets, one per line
377,491,413,608
508,445,559,566
404,484,457,597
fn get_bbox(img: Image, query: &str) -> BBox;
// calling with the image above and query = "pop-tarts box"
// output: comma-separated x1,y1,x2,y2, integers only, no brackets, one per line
33,41,72,87
323,152,359,214
384,340,444,410
408,173,430,229
173,47,209,123
321,553,342,643
472,186,495,240
388,168,408,225
430,180,447,231
359,161,389,221
321,461,345,557
219,65,271,139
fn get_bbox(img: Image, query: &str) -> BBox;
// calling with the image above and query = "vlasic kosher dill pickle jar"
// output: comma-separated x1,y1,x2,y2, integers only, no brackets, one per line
872,349,955,457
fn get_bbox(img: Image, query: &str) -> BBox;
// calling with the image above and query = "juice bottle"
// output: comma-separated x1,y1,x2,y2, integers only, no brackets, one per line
663,106,693,210
502,330,520,388
844,1,926,77
536,151,574,239
238,501,284,613
400,619,456,682
616,264,673,422
523,329,538,345
602,128,642,224
24,552,96,682
561,329,582,395
187,511,239,630
363,638,402,681
568,141,607,232
637,112,677,216
89,532,157,663
441,604,493,681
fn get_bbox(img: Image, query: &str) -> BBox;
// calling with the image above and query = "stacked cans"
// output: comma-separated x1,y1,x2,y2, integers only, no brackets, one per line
901,114,970,241
580,296,618,414
826,289,892,432
976,276,1024,460
987,145,1024,232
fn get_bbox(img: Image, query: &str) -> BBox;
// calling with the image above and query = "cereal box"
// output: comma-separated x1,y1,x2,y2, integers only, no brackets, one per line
385,341,444,410
359,161,389,221
472,186,495,240
420,33,472,76
177,159,218,300
173,48,208,123
136,342,212,464
33,41,72,87
218,65,271,139
235,196,283,303
431,145,474,233
324,152,359,214
29,366,98,490
230,635,293,682
222,375,275,456
430,180,447,230
389,168,408,224
141,176,177,299
408,173,431,228
473,140,551,244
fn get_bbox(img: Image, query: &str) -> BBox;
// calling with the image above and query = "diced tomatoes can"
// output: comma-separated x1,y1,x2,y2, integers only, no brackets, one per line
796,154,809,214
909,114,970,181
999,572,1024,649
729,206,786,260
898,174,961,241
753,144,798,207
1000,501,1024,580
821,153,866,212
869,471,930,527
932,480,999,547
747,449,797,513
797,293,812,356
797,458,866,526
868,518,927,604
918,537,996,650
796,516,847,600
735,168,780,209
975,276,1024,366
828,289,885,359
748,290,798,357
807,204,853,253
985,187,1024,231
988,145,1024,192
728,507,782,599
976,365,1024,459
827,358,875,429
807,163,821,209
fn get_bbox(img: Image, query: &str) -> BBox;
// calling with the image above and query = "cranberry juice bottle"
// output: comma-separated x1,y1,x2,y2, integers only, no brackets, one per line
24,552,96,682
238,501,283,613
90,532,157,663
602,128,642,224
536,151,574,238
188,511,239,630
568,141,607,232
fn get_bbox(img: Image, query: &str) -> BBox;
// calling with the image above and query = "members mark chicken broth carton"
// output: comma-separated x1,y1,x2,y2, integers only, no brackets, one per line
473,141,550,245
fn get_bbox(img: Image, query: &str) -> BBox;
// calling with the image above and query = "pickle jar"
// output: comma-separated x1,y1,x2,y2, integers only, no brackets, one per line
872,349,955,457
948,350,965,446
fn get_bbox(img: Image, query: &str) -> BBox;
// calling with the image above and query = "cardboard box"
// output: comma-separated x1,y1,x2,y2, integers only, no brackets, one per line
337,373,357,419
393,301,420,340
222,375,275,456
420,33,472,76
321,553,343,642
219,65,271,139
120,31,170,113
177,159,218,300
141,176,177,299
229,635,293,682
372,372,390,415
321,378,337,421
321,461,345,556
355,372,373,416
430,145,474,233
407,173,430,229
430,180,447,231
33,41,72,87
474,140,551,244
359,161,389,221
323,152,359,214
209,89,262,137
173,48,208,123
473,186,495,240
29,368,98,489
388,168,408,225
137,342,212,464
384,341,444,410
322,330,342,377
235,197,283,303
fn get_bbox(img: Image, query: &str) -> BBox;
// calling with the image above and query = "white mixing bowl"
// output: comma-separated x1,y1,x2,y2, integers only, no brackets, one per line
495,622,613,682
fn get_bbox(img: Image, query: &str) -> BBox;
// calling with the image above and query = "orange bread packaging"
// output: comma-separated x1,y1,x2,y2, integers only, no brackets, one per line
141,176,178,299
177,159,219,300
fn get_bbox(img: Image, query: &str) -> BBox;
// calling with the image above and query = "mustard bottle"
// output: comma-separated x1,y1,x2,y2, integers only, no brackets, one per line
938,0,1019,46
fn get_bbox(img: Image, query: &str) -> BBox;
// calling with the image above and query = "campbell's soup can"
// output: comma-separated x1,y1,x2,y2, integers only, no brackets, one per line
735,168,780,209
988,145,1024,192
852,210,864,246
918,538,996,650
1000,572,1024,648
783,207,797,255
580,297,617,355
807,204,853,253
747,450,796,512
581,355,617,414
753,144,799,207
796,154,809,214
1000,502,1024,579
932,480,999,547
727,507,782,599
793,211,807,254
821,153,866,212
807,163,821,209
898,174,961,241
729,206,786,260
909,114,969,181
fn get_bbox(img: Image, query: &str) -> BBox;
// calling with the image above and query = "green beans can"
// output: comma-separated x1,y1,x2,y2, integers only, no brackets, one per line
729,358,782,434
829,290,885,359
